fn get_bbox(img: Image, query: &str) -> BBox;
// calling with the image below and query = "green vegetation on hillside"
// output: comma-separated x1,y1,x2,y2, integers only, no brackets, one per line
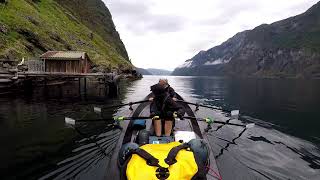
0,0,131,70
54,0,129,61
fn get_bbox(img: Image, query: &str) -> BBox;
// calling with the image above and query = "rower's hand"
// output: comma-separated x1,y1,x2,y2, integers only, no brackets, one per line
173,112,183,120
172,97,177,101
173,112,177,118
149,97,154,101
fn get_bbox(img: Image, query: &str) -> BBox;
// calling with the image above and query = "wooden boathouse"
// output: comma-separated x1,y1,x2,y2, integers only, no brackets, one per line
0,51,122,97
40,51,92,73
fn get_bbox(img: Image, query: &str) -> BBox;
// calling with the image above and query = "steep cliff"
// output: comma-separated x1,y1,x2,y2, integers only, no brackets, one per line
172,2,320,78
54,0,129,61
0,0,131,70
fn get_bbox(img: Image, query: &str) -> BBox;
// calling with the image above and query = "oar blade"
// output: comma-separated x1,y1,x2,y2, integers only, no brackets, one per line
65,117,75,126
94,107,102,114
231,110,240,119
246,123,255,129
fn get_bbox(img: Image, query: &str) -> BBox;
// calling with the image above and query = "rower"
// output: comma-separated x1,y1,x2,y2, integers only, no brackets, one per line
149,83,185,137
158,79,177,101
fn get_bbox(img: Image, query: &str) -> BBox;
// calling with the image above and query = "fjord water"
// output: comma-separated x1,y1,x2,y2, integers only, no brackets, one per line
0,76,319,179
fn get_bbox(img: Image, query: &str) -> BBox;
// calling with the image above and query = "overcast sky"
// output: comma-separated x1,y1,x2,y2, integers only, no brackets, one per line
103,0,318,71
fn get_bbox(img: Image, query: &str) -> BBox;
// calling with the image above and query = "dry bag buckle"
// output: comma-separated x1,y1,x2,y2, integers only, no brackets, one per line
156,167,169,179
164,158,177,165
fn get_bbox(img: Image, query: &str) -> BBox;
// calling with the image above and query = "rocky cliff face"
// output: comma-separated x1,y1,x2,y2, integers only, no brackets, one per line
172,2,320,78
0,0,131,70
54,0,129,61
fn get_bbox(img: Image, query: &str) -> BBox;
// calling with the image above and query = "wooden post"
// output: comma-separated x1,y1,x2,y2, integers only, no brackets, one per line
108,81,118,97
58,84,63,98
23,78,33,96
44,77,48,97
78,77,81,97
104,76,109,96
84,77,87,96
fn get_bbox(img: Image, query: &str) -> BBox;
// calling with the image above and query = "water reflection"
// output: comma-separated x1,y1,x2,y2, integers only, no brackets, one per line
0,80,133,179
189,77,320,142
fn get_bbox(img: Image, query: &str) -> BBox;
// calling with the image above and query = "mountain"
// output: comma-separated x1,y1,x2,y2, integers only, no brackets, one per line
0,0,131,70
172,2,320,78
136,68,152,75
147,68,172,75
136,68,172,75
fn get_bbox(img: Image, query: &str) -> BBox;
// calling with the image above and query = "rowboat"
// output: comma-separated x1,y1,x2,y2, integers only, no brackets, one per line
105,93,222,180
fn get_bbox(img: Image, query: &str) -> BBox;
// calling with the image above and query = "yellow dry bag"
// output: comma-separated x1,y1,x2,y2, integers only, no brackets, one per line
125,142,201,180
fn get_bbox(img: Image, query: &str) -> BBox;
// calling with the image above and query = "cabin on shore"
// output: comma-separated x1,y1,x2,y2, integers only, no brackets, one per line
40,51,92,73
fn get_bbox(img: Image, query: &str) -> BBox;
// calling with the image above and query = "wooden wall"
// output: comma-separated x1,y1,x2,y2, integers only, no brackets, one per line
26,60,45,72
45,60,81,73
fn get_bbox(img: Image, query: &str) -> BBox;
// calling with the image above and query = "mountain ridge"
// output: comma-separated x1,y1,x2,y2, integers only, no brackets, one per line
136,68,172,75
172,2,320,78
136,67,152,75
147,68,172,75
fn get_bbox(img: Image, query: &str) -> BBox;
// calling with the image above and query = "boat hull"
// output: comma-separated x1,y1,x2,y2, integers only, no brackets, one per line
105,93,221,179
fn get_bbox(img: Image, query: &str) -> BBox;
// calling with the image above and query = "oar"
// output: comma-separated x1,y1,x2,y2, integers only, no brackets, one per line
184,116,255,128
177,100,236,113
65,115,253,128
64,118,108,156
103,100,150,109
65,116,152,125
177,100,221,110
93,100,150,114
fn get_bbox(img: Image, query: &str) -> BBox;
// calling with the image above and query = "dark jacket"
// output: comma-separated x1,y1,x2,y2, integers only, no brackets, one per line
166,85,176,98
149,84,184,118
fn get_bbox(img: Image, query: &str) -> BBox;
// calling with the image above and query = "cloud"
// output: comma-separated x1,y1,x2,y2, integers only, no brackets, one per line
103,0,319,70
147,15,186,33
123,14,186,35
106,0,186,35
108,0,151,17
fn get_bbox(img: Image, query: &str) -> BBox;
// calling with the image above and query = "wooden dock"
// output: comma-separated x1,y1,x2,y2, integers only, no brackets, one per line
0,71,122,97
0,53,122,96
17,71,118,79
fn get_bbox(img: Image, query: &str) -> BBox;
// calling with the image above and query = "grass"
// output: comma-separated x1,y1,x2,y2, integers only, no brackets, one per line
0,0,131,69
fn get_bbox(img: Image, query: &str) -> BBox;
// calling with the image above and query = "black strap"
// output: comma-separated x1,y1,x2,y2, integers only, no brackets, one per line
133,143,191,167
133,148,160,167
165,143,190,165
129,144,191,180
161,94,170,111
133,148,171,180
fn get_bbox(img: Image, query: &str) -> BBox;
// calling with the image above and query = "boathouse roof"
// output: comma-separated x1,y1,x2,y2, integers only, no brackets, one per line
40,51,90,61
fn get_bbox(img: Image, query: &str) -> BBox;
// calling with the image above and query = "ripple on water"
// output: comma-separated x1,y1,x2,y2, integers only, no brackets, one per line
208,120,320,180
39,127,121,180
